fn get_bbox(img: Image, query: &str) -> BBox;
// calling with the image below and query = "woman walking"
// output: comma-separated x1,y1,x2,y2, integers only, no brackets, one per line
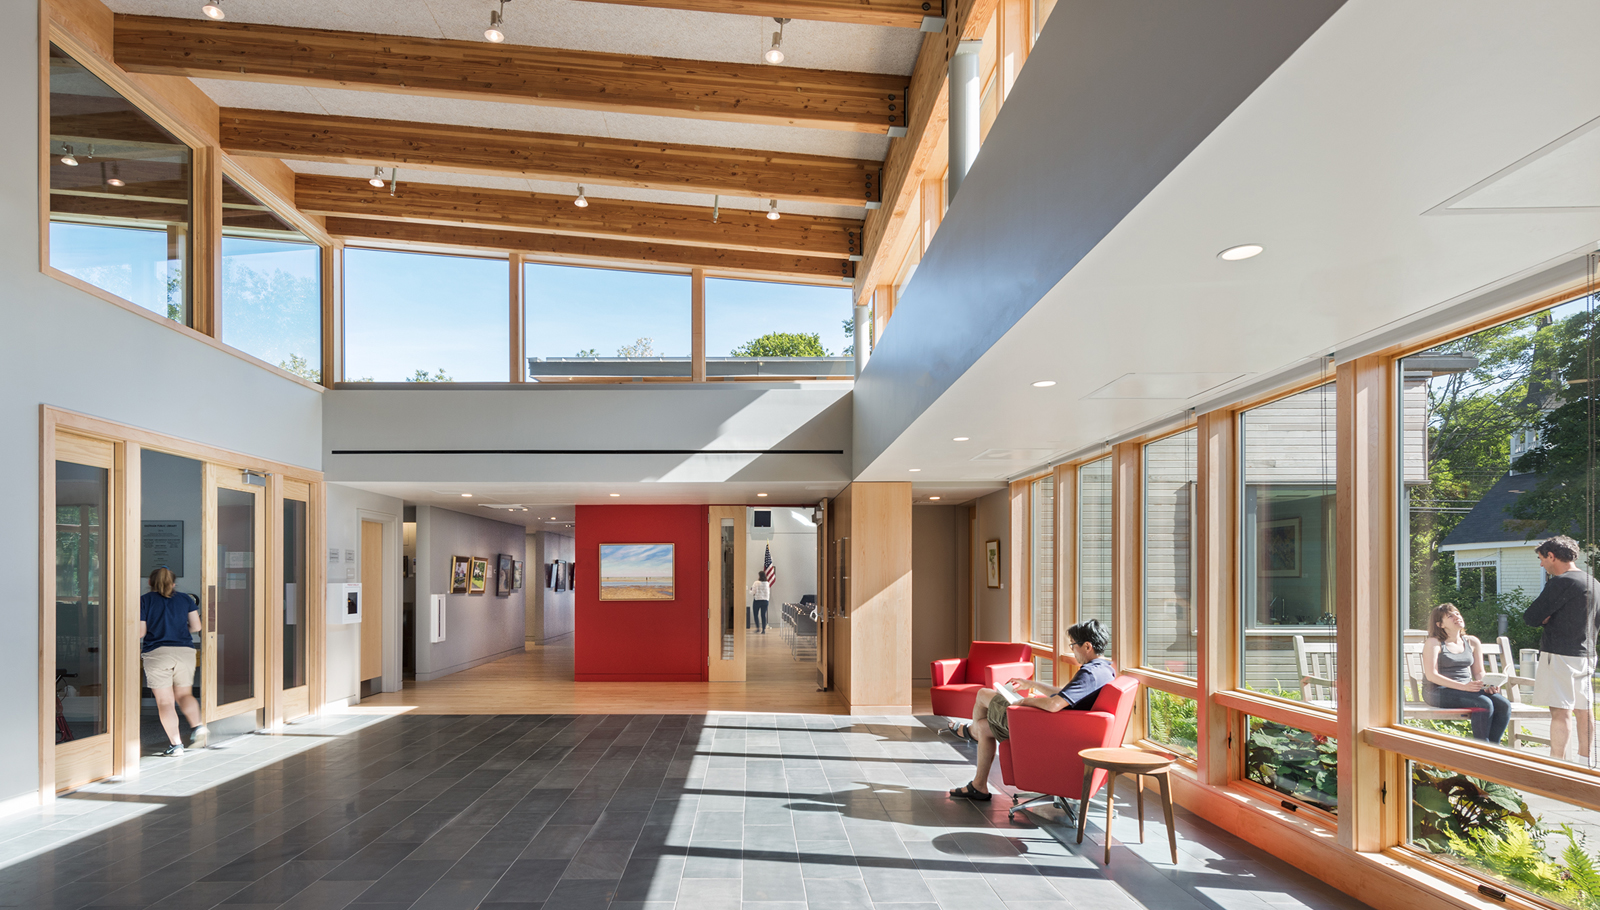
139,567,208,755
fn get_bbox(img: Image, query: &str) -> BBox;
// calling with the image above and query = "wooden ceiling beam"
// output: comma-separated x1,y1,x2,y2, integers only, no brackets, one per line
220,110,882,207
297,175,864,259
326,217,853,281
570,0,932,29
114,15,909,134
854,0,997,302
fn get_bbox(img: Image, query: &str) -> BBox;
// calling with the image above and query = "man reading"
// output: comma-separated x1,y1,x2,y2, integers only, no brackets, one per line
947,619,1115,801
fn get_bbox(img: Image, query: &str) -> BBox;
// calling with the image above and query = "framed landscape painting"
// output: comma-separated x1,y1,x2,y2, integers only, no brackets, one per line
469,557,489,593
450,556,471,594
599,544,674,601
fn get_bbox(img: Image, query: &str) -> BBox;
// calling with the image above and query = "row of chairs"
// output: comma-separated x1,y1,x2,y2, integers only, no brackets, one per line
777,595,818,661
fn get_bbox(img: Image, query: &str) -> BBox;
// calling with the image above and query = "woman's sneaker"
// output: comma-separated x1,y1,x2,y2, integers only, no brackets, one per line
161,743,185,756
190,726,209,749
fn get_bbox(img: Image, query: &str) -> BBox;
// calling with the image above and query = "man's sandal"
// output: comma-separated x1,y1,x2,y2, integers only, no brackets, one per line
949,782,992,801
942,722,978,743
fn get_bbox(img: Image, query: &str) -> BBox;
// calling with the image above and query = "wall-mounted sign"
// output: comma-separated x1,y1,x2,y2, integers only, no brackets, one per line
141,520,184,577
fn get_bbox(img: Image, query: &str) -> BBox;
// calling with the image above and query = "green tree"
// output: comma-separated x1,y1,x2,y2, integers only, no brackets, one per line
575,348,598,357
617,338,655,357
1510,307,1600,559
277,353,321,383
731,332,829,357
406,368,453,382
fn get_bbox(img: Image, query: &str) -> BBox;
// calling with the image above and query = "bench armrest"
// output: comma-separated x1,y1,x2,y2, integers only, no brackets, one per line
983,661,1036,688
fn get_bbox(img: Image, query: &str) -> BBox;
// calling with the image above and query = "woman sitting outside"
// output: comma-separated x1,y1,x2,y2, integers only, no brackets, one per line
1422,602,1511,744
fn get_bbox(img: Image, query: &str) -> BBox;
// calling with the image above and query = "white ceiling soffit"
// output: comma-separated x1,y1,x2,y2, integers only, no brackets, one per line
1082,372,1245,400
103,0,922,73
854,1,1600,484
1434,114,1600,213
290,160,866,221
194,81,893,161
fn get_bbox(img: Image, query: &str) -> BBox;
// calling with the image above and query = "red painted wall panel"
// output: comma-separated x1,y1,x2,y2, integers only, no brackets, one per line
574,504,707,681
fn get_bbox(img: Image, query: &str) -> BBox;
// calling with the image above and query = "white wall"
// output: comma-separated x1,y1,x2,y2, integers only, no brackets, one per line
0,0,324,806
140,451,204,601
414,506,527,681
324,484,405,703
972,489,1012,643
527,531,574,644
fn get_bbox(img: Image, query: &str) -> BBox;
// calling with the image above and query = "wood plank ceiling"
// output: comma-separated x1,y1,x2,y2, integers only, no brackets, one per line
100,0,929,282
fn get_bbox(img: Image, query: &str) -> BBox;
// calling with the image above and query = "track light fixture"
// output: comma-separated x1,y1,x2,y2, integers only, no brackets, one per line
389,168,399,196
485,0,511,43
104,162,124,187
59,144,78,167
574,186,588,208
368,166,386,189
201,0,225,19
766,199,781,221
764,18,790,64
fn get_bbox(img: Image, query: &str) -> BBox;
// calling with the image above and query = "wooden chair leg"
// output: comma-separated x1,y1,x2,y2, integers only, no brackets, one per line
1104,771,1116,865
1077,765,1092,844
1158,771,1177,864
1136,774,1146,844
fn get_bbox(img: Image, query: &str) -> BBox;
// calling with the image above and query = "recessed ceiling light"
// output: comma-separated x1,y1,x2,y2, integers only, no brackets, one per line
1031,380,1056,388
609,493,620,497
550,516,557,519
929,496,941,500
757,493,768,497
1218,243,1264,261
952,436,969,442
460,493,472,498
909,468,922,472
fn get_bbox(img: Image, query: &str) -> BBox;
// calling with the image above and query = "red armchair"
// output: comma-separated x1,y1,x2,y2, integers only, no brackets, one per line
997,675,1140,820
930,641,1035,718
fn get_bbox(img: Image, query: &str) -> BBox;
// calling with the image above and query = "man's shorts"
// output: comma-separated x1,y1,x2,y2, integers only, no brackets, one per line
986,692,1012,741
1533,652,1596,711
142,646,197,689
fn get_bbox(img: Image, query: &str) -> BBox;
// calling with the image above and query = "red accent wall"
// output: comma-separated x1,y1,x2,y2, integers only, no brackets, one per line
574,504,707,681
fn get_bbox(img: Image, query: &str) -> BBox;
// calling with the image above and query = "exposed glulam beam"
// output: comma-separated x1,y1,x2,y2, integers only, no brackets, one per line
854,0,997,302
572,0,931,29
220,110,882,207
114,15,909,134
297,175,864,259
326,217,854,281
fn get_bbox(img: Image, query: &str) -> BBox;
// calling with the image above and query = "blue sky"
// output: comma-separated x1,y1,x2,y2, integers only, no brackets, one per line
50,223,174,316
345,248,510,381
705,277,852,356
219,237,321,373
599,543,674,578
525,263,691,359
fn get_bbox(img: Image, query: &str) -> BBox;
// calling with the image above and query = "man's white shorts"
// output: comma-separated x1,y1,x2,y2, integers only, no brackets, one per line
1533,652,1596,711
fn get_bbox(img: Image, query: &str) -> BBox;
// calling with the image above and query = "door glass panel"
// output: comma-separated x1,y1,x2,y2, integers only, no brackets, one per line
56,461,108,742
721,519,735,660
283,498,307,690
216,487,256,706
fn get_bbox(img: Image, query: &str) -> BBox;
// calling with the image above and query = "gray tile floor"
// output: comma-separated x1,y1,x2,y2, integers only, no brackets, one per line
0,713,1375,910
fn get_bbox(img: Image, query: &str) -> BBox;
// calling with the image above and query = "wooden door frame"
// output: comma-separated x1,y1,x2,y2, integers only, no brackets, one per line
203,465,268,724
38,406,323,804
42,430,128,794
708,506,748,682
270,478,316,725
356,509,401,693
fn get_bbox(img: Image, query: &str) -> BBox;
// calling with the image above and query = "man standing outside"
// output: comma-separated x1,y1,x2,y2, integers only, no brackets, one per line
947,619,1115,801
1524,535,1600,764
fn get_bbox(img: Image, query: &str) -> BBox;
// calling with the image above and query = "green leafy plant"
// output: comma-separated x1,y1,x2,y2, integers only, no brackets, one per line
731,332,829,357
405,368,452,382
1444,822,1600,910
1410,764,1533,853
575,348,598,357
1146,690,1197,757
277,353,321,383
1244,718,1337,812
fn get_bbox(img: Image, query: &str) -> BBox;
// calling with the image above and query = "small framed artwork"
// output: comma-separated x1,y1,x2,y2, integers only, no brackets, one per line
496,554,514,595
1260,517,1302,578
512,560,524,591
985,539,1001,589
554,561,565,593
450,556,471,594
545,562,554,589
469,557,489,593
599,544,674,601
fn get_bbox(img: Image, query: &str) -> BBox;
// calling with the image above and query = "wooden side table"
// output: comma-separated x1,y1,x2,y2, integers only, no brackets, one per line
1076,747,1177,865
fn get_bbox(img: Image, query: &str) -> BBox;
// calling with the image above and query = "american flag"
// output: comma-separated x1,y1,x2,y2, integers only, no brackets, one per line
762,545,776,586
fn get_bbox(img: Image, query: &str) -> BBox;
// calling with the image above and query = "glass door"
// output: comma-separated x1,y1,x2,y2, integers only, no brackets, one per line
53,434,116,791
708,506,746,681
203,465,265,723
279,480,311,721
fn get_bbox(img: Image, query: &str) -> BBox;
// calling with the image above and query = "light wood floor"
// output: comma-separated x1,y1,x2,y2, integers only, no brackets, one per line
359,627,934,715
